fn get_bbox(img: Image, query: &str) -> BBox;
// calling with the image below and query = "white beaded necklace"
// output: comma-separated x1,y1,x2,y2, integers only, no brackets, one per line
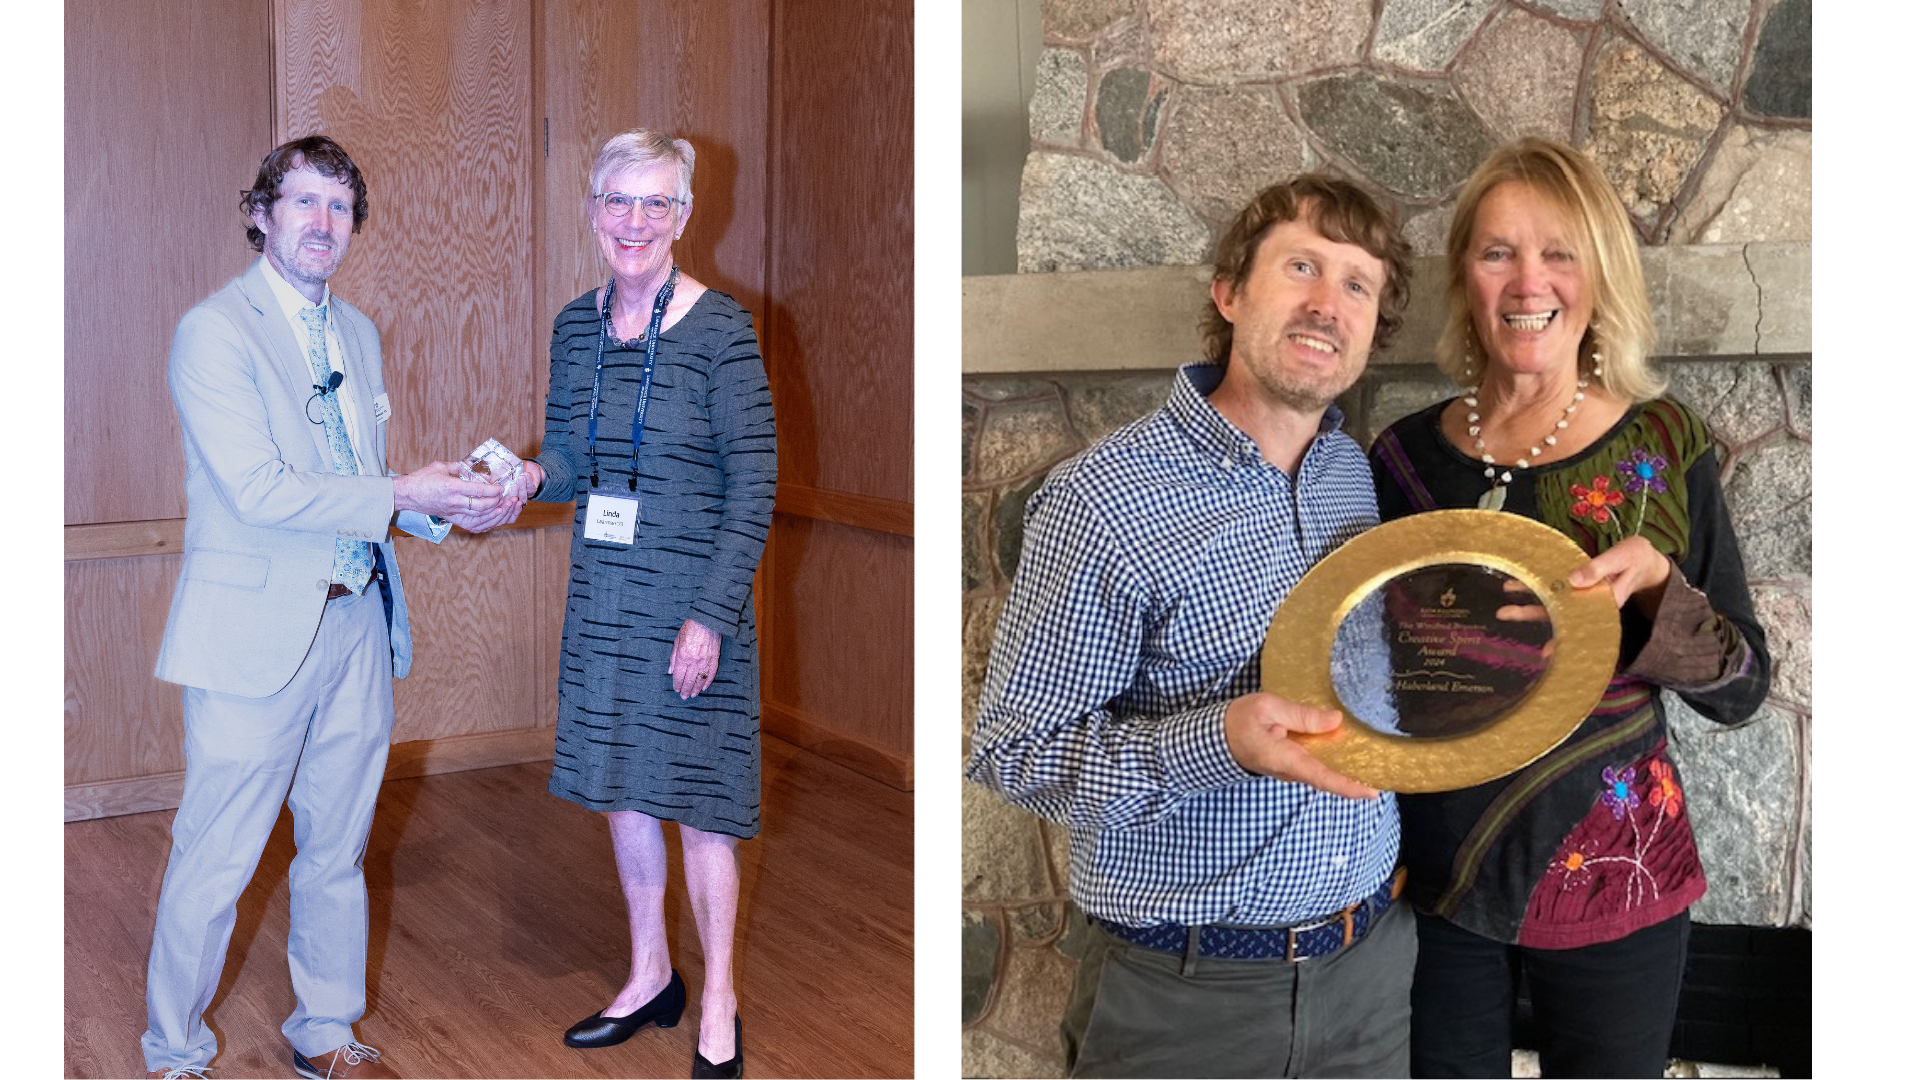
1466,353,1603,511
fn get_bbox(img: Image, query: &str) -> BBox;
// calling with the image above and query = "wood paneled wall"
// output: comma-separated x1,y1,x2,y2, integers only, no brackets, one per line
64,0,273,525
541,0,769,319
280,0,539,471
758,0,916,776
65,0,916,817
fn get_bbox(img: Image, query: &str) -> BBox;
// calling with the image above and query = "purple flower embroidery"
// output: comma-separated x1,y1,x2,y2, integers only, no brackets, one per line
1601,765,1640,819
1616,448,1669,496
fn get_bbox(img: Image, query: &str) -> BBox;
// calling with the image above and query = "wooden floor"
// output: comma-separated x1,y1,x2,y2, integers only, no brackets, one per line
65,737,912,1078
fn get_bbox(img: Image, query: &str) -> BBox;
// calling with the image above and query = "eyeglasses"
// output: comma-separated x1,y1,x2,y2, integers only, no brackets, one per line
595,191,682,220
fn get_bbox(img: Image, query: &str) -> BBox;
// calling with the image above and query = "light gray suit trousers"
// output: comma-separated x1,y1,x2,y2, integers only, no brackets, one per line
143,258,411,1072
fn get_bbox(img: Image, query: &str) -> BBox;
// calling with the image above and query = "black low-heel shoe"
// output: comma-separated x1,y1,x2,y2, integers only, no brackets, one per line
563,969,687,1048
691,1015,743,1079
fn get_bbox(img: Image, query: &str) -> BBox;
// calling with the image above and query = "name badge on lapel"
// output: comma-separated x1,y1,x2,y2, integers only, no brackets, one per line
585,492,639,545
372,393,392,424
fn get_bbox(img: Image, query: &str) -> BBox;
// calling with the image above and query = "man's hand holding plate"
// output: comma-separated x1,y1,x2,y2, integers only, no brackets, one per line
1225,692,1380,800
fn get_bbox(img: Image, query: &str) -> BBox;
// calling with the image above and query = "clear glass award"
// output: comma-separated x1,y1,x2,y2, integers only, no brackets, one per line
459,438,525,490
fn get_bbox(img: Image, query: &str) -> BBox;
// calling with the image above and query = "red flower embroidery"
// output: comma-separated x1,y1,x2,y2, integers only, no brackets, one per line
1570,476,1624,523
1648,760,1683,819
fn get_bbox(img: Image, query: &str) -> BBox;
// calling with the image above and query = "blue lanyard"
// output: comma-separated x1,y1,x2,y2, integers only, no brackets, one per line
586,266,678,491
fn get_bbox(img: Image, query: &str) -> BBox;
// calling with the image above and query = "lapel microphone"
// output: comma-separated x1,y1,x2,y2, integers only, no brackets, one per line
307,370,346,425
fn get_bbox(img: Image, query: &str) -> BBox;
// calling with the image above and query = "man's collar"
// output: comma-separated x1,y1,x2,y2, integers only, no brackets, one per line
1170,361,1344,464
257,255,331,319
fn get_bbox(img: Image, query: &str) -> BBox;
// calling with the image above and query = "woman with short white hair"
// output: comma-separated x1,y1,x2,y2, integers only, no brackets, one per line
519,129,775,1080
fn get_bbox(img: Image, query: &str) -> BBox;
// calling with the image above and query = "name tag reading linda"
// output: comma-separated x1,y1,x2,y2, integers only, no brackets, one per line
584,493,639,545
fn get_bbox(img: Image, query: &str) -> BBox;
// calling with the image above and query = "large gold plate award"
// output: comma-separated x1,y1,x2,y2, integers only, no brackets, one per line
1261,510,1619,793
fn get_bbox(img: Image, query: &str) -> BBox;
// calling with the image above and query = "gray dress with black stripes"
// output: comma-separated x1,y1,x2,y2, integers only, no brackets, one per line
531,286,776,838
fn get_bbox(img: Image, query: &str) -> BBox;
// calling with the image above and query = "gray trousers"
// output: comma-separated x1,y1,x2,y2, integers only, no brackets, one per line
1062,900,1416,1078
141,591,394,1072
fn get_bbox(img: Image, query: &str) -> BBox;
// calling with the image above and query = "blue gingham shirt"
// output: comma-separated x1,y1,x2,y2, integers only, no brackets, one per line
966,363,1399,927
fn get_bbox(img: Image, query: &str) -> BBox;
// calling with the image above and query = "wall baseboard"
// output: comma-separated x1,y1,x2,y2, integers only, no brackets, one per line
763,700,913,792
66,726,558,822
67,716,908,821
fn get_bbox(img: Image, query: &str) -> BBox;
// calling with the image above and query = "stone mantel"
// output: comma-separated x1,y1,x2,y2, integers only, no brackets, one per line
962,242,1811,373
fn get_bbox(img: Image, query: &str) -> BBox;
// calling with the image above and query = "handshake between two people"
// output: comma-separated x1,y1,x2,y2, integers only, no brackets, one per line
392,438,549,534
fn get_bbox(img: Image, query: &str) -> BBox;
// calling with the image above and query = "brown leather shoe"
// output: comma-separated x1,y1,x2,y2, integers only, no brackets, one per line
292,1042,398,1079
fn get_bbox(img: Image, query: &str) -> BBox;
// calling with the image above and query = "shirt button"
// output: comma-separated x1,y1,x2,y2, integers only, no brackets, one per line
316,579,330,592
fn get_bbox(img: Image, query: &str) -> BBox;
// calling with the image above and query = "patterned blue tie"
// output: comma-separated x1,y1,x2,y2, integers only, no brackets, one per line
298,305,374,594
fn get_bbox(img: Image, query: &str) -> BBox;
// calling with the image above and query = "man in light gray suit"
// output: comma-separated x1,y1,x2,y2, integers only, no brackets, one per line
141,135,517,1080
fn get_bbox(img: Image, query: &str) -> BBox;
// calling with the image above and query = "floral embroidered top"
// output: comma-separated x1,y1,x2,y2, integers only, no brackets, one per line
1369,396,1771,948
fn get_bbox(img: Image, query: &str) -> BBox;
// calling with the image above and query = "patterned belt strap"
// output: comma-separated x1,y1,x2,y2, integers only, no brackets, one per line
1097,868,1405,963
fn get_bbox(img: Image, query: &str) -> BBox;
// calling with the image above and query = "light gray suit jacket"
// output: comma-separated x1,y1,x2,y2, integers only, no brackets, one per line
155,258,413,697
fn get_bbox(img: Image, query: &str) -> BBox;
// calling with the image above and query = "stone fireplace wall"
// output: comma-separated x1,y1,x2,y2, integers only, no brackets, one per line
960,1,1810,1074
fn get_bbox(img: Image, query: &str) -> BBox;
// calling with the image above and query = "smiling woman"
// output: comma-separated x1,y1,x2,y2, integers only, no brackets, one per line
511,129,776,1080
1366,138,1772,1078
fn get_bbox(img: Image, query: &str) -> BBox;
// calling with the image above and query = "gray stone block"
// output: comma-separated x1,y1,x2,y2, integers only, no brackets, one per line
991,944,1081,1052
1746,243,1812,355
1010,901,1067,944
1646,246,1760,359
1722,441,1811,581
1065,372,1173,443
1159,87,1309,224
1374,0,1499,72
963,1028,1066,1079
1030,49,1090,149
1017,152,1213,272
1401,203,1452,258
1455,6,1585,143
1662,360,1785,449
1146,0,1370,83
1617,0,1750,96
1096,67,1153,163
964,491,989,594
1750,583,1810,710
1675,127,1812,245
1781,364,1809,439
964,594,1007,731
967,376,1074,403
1362,372,1457,449
1531,0,1604,18
1665,696,1800,927
1090,9,1153,70
1744,0,1811,119
1794,780,1810,927
964,397,982,480
975,394,1078,486
1588,39,1725,230
964,780,1056,901
1297,73,1494,200
997,473,1051,582
1043,0,1135,41
962,910,1003,1025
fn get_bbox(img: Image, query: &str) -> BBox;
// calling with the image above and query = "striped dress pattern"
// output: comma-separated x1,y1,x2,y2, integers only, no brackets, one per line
532,287,777,838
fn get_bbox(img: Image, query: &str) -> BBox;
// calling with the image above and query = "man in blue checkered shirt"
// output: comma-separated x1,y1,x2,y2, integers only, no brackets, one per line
967,176,1417,1078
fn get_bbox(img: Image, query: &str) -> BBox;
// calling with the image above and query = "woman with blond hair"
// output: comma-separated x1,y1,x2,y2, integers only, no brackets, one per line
1368,138,1770,1077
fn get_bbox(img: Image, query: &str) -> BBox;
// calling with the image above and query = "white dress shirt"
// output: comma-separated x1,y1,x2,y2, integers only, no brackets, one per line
258,256,372,473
